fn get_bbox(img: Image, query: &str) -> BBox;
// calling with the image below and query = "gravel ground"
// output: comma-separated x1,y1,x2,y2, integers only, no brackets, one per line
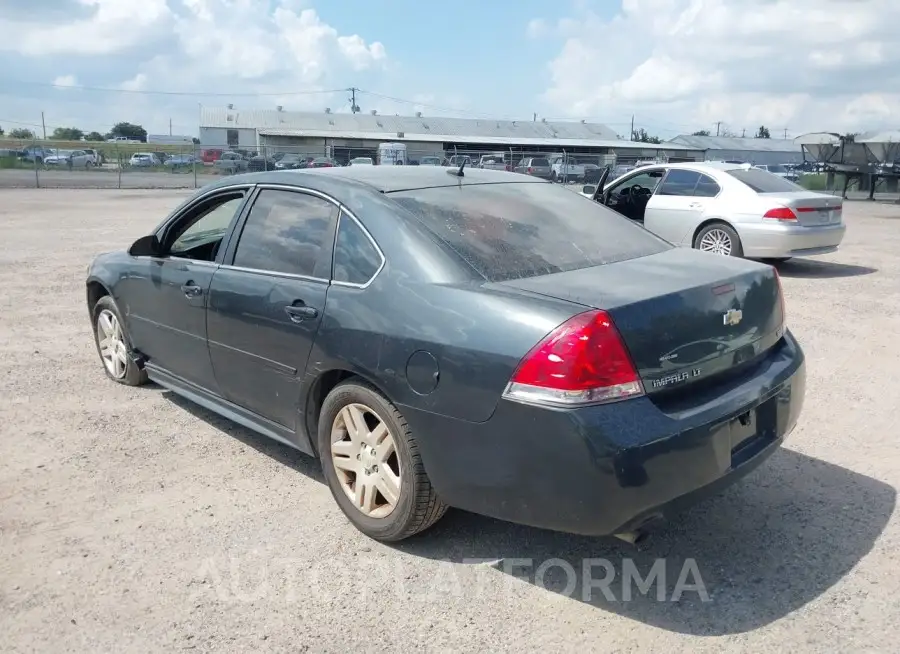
1,189,898,653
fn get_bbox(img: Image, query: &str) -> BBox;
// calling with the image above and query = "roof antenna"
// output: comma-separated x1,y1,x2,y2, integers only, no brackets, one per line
448,158,466,177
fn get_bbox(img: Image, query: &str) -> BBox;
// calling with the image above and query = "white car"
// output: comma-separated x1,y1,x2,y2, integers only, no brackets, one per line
348,157,374,166
44,149,94,167
580,161,845,260
129,153,161,167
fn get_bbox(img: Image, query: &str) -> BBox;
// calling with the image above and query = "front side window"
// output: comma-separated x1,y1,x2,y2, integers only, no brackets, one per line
232,189,337,278
333,213,383,285
609,169,665,194
168,194,246,261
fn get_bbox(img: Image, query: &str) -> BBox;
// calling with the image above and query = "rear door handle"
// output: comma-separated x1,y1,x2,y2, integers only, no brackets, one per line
689,201,703,208
285,304,319,322
181,283,202,298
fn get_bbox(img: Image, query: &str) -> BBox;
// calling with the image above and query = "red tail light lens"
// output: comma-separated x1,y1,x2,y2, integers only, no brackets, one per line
763,207,797,221
503,310,644,407
527,167,534,174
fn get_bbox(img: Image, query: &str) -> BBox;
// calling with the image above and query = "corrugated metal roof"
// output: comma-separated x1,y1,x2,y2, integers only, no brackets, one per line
667,134,803,152
200,107,624,140
255,128,698,150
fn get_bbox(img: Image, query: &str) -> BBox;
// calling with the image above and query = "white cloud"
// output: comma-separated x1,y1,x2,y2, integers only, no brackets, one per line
1,0,172,56
119,74,147,91
53,75,78,88
539,0,900,136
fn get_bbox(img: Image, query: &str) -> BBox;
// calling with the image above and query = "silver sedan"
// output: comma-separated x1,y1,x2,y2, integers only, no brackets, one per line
581,162,845,260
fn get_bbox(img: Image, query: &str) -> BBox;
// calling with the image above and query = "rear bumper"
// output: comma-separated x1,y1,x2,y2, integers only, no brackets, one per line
402,331,805,536
739,221,846,258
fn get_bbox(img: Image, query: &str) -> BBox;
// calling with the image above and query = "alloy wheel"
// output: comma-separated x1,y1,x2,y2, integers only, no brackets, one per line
330,403,401,519
97,309,128,379
699,229,733,256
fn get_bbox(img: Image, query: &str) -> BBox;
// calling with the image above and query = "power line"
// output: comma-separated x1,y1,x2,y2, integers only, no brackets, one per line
0,79,346,98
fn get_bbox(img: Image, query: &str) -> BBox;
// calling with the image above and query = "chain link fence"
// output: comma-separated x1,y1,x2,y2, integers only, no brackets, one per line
0,137,686,190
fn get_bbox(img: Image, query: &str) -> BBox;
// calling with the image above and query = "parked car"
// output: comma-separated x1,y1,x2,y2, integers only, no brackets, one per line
129,153,161,167
18,146,53,164
214,151,249,173
580,161,844,260
248,154,277,172
164,154,197,170
274,154,304,170
307,157,336,168
348,157,374,166
549,155,586,183
45,149,94,167
478,153,510,171
86,166,805,544
446,155,473,168
513,157,552,179
418,156,442,166
82,148,103,165
201,149,223,164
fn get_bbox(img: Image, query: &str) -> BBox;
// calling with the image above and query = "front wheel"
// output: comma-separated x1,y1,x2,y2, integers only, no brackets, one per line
694,222,744,257
318,381,448,542
91,296,148,386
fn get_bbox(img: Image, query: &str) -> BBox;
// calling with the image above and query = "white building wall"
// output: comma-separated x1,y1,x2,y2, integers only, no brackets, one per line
199,127,258,149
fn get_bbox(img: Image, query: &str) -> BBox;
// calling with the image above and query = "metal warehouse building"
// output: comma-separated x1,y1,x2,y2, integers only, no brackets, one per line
199,107,701,165
666,135,804,166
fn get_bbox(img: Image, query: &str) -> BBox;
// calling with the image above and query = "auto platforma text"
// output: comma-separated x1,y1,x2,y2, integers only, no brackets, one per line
189,555,711,603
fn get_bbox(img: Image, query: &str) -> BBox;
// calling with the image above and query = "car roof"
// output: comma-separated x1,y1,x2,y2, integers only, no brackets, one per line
217,166,538,193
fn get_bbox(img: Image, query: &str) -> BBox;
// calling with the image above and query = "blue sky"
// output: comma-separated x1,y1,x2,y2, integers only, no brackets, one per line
0,0,897,139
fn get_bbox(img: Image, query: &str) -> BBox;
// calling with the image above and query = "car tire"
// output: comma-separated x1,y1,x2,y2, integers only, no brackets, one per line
694,222,744,257
91,295,148,387
317,380,448,542
550,171,558,183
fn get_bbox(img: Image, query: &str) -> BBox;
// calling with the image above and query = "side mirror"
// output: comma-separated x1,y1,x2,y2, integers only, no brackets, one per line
582,185,596,195
128,234,161,257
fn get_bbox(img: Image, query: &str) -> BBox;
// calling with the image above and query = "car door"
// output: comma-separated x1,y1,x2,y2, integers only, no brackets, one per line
602,167,665,222
206,186,338,430
122,188,251,392
644,170,722,245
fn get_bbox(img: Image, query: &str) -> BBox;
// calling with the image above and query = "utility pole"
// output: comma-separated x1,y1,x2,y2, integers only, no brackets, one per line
41,111,46,140
348,87,360,114
533,112,537,122
169,118,172,136
741,128,745,138
630,115,635,140
783,128,788,139
715,121,722,137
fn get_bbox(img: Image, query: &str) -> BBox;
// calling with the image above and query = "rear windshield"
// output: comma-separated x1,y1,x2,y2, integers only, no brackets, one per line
728,168,804,192
530,158,550,167
390,183,670,282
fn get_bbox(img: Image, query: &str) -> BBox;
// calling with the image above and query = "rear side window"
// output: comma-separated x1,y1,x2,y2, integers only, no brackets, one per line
693,174,721,197
233,189,337,278
727,168,804,193
333,213,383,285
390,183,669,283
657,169,701,196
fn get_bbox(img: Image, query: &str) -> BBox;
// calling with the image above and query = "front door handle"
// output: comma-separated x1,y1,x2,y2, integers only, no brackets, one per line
285,304,319,322
181,282,202,298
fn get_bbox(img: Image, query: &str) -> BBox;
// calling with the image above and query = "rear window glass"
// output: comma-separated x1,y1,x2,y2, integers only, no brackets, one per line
390,183,670,282
727,169,804,193
531,158,550,167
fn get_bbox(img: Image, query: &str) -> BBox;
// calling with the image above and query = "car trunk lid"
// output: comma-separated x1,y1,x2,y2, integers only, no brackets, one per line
762,192,843,226
496,248,785,396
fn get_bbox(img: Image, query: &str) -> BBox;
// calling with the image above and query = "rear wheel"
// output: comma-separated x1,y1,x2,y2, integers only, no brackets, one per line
694,222,744,257
318,381,447,542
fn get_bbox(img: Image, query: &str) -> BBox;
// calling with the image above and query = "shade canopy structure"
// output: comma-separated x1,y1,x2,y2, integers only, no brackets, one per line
856,130,900,164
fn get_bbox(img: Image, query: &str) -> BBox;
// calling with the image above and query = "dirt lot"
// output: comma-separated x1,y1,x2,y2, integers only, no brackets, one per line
1,190,898,653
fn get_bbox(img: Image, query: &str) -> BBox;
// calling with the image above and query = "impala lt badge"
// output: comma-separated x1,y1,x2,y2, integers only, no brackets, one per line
723,308,743,326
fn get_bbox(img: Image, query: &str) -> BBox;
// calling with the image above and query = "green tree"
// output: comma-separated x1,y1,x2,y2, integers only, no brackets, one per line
755,125,771,139
9,128,35,139
691,129,710,136
85,131,105,141
0,125,4,136
106,122,147,142
631,128,662,144
192,137,200,144
51,127,84,140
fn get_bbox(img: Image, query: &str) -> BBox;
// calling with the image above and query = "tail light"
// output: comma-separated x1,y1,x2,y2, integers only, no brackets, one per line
505,164,512,171
502,310,644,407
527,167,534,174
763,207,797,221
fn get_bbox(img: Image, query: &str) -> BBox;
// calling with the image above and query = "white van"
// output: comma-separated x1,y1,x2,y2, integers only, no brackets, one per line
378,142,407,166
